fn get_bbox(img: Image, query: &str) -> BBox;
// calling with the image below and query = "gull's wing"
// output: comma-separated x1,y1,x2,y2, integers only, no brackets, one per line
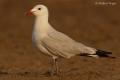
41,29,88,58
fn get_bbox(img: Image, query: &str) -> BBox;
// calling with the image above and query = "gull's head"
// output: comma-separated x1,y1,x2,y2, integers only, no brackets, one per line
30,4,48,17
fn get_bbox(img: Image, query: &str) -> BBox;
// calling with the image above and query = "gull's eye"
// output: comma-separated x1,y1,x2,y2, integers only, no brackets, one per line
38,8,41,10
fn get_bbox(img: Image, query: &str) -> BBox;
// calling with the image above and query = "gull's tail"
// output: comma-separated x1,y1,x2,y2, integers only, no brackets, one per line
80,49,115,58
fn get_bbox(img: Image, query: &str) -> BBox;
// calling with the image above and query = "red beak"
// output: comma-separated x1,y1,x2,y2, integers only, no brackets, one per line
26,10,33,16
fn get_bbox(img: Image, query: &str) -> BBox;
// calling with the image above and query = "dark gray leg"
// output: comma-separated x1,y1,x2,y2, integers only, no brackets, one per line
43,57,59,76
53,58,58,74
53,58,62,80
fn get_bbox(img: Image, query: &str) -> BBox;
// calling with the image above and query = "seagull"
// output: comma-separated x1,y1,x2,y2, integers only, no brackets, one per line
28,4,113,75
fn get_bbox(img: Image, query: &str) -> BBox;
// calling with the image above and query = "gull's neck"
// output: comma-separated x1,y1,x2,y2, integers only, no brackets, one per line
36,14,49,24
34,14,50,35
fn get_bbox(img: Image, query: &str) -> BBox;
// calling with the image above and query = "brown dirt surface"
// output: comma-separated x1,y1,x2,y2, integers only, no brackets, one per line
0,0,120,80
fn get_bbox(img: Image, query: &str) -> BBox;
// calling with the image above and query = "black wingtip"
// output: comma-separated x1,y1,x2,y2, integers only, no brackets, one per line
96,49,115,58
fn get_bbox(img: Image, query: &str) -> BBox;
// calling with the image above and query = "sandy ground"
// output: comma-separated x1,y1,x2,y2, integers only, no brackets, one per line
0,0,120,80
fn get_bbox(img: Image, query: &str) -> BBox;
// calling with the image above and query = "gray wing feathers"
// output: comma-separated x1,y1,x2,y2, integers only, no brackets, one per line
41,29,91,58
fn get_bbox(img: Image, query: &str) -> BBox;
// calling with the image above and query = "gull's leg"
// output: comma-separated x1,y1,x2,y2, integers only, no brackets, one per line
53,57,62,80
47,57,58,76
43,56,58,76
43,57,62,80
43,56,62,79
53,57,59,75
